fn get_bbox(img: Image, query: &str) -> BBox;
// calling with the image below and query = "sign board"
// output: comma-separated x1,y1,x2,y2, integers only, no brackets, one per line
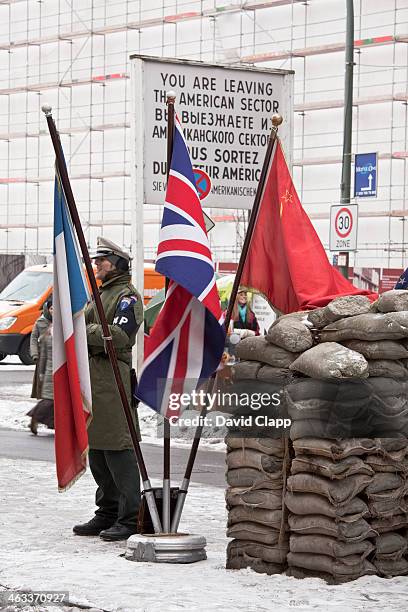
130,55,294,210
203,212,215,233
251,294,276,335
379,268,403,292
354,152,377,198
330,204,358,251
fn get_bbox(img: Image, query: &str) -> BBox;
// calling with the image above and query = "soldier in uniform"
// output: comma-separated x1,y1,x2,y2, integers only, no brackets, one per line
73,237,144,541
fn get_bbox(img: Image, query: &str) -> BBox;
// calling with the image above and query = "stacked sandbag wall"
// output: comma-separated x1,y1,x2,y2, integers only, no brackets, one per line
224,313,301,574
225,435,290,575
225,290,408,582
285,437,377,582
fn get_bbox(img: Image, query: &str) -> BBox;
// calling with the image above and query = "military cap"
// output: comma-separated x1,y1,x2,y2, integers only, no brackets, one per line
90,236,131,263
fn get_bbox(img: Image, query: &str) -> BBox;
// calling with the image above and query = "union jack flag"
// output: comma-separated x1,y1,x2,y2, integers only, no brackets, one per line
136,116,225,418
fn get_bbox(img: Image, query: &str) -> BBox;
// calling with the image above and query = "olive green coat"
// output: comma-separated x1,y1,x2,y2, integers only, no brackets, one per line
85,273,143,450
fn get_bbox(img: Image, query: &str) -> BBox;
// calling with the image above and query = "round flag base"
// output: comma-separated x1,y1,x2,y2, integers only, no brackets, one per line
125,533,207,564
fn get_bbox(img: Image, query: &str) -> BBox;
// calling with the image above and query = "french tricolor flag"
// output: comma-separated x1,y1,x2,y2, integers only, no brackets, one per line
53,173,92,491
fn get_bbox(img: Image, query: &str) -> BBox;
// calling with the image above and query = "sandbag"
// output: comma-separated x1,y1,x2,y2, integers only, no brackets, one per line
285,377,361,403
231,360,262,380
226,487,283,511
285,491,369,520
227,467,283,489
375,533,407,558
370,514,408,533
257,365,291,382
266,316,313,353
286,564,376,584
287,473,372,505
227,539,287,565
365,450,408,473
342,339,408,360
365,472,405,498
367,497,408,518
292,437,407,459
290,413,408,439
319,312,408,342
288,514,377,541
225,436,285,457
235,336,299,368
290,455,374,480
226,449,283,473
289,534,374,559
307,307,329,329
226,554,283,575
367,359,408,379
287,402,373,424
289,419,372,441
226,522,282,545
375,289,408,313
308,295,372,328
373,558,408,577
286,377,407,410
287,552,376,578
293,437,375,458
289,343,368,380
227,505,282,528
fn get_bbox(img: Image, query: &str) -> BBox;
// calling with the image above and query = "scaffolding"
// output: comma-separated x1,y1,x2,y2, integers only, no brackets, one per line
0,0,406,267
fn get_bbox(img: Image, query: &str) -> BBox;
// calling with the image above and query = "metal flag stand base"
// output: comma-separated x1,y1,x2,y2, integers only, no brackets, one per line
125,533,207,564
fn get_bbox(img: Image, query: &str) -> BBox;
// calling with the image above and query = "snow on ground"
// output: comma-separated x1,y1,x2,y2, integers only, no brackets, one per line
0,384,225,451
0,457,408,612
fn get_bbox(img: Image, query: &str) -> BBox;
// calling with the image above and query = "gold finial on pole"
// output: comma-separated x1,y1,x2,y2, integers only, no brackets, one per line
271,113,283,128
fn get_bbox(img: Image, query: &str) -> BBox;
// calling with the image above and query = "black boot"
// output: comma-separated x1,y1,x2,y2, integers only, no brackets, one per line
99,524,138,541
73,516,115,536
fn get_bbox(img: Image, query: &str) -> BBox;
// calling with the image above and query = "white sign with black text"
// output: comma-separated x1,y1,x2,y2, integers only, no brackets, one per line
130,55,294,210
330,204,358,252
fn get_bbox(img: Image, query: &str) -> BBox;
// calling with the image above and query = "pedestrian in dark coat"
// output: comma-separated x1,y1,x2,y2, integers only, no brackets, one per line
232,289,260,336
27,303,54,435
73,237,144,542
30,297,52,399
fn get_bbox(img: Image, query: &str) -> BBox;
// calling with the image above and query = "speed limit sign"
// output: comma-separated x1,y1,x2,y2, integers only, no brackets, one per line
330,204,358,251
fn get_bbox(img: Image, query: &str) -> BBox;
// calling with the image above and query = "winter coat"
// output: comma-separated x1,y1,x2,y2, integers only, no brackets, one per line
37,328,53,400
233,309,260,335
85,273,143,451
30,307,52,399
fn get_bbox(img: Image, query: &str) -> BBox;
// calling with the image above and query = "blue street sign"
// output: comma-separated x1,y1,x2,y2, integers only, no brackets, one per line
354,152,377,198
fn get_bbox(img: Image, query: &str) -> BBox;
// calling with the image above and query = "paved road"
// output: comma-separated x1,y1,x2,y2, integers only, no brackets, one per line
0,363,33,385
0,428,226,488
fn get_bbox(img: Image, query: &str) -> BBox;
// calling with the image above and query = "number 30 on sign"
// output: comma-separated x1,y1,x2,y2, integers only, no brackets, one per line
329,204,358,251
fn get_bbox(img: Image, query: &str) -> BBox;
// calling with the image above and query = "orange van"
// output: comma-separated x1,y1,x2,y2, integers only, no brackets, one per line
0,262,165,364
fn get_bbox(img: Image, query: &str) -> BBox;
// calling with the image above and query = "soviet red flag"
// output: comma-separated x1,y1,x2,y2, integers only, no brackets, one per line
240,139,377,313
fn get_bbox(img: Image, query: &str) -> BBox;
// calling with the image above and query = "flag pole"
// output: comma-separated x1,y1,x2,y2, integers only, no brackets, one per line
162,91,176,533
42,105,163,535
170,113,283,533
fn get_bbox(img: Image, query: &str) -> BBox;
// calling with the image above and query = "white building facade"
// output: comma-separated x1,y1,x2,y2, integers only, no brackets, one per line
0,0,407,269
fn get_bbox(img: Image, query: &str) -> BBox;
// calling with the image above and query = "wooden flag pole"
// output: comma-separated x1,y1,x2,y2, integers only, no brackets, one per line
162,91,176,533
42,105,163,535
170,114,283,533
